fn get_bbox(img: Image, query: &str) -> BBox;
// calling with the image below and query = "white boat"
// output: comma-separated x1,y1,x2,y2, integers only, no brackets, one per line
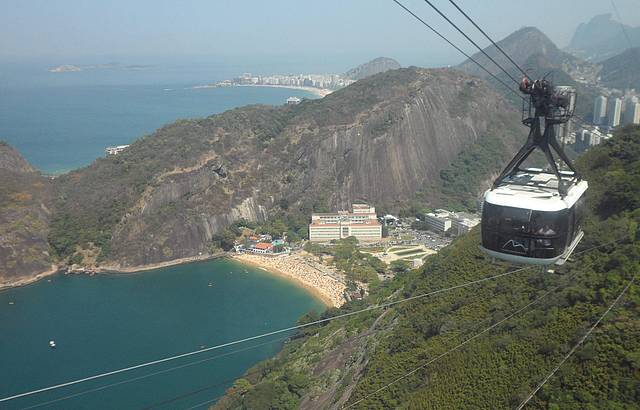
49,340,56,348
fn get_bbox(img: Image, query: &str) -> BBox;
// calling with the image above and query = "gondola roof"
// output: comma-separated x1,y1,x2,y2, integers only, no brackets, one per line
485,170,588,212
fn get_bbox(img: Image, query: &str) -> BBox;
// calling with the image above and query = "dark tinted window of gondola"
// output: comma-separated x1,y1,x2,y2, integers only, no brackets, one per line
482,204,530,233
530,210,567,236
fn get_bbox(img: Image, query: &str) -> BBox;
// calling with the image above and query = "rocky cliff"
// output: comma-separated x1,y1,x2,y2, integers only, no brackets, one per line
47,67,523,269
1,66,525,282
0,142,54,287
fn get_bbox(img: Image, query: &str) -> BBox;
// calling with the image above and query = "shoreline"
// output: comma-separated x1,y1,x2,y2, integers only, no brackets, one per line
0,265,61,292
193,83,333,98
1,252,346,310
0,253,226,292
232,253,346,308
96,252,226,274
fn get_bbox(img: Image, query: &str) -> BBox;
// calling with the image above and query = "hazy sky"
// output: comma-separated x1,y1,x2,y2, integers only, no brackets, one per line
2,0,639,69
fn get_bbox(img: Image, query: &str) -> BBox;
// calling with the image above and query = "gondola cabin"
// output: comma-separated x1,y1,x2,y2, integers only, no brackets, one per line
481,169,587,265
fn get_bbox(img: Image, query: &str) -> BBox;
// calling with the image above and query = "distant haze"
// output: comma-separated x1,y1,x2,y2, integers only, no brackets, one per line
1,0,640,71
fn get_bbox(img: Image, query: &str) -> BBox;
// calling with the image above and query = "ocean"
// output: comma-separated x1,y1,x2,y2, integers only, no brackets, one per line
0,60,325,409
0,259,325,409
0,83,316,174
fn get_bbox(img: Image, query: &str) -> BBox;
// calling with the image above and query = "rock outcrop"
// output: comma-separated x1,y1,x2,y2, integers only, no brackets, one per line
2,66,526,282
0,142,54,286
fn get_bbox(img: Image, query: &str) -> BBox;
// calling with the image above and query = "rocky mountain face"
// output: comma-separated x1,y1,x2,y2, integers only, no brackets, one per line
42,67,523,272
600,47,640,91
566,13,640,62
0,142,53,287
344,57,401,81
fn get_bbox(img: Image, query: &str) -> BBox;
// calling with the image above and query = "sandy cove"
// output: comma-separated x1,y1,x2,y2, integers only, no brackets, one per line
233,252,346,308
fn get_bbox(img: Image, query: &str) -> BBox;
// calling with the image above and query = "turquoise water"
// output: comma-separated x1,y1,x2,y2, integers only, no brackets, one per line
0,259,325,409
0,84,316,174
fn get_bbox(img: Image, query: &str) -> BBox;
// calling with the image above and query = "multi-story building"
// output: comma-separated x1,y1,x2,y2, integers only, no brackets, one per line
607,97,622,128
624,99,640,125
424,209,454,233
452,212,481,235
309,204,382,242
593,96,607,125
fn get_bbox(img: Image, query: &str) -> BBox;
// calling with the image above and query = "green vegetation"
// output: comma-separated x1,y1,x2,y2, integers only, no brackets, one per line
437,133,510,211
215,126,640,409
304,237,384,284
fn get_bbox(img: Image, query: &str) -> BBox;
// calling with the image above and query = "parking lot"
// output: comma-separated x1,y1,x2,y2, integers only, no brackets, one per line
387,219,454,251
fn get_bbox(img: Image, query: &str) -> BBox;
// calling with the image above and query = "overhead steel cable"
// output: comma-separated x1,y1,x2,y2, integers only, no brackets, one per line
516,274,637,410
143,322,394,410
421,0,522,86
0,263,537,404
447,0,529,79
0,238,623,405
344,283,560,409
21,336,292,410
390,0,523,100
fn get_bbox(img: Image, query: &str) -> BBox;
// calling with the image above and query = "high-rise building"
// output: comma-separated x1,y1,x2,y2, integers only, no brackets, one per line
593,96,607,125
624,99,640,125
607,97,622,127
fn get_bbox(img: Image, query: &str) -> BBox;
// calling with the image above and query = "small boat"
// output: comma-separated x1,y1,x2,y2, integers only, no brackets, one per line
49,340,56,348
8,301,14,305
208,282,214,287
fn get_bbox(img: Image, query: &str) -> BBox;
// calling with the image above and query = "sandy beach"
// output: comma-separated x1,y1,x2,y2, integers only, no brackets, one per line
193,83,333,98
233,252,346,308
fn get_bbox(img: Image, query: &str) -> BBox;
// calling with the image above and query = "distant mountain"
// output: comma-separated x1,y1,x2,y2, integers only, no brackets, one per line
566,14,640,62
599,47,640,91
456,26,599,116
344,57,401,80
457,27,592,81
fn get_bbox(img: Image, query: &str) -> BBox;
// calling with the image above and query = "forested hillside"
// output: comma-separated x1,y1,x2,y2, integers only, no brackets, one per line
44,68,522,271
215,125,640,409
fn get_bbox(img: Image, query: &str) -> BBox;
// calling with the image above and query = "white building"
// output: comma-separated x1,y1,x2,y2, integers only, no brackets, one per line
423,209,480,235
593,96,607,125
452,212,481,235
424,209,454,233
105,145,130,155
624,99,640,125
309,204,382,242
607,97,622,128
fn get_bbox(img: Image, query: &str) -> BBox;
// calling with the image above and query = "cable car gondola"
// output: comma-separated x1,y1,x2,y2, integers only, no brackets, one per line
480,78,588,266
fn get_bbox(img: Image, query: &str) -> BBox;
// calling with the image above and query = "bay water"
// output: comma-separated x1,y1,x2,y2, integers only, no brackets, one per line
0,259,325,409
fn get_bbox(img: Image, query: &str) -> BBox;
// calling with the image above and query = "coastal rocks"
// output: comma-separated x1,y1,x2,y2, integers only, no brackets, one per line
0,143,53,284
